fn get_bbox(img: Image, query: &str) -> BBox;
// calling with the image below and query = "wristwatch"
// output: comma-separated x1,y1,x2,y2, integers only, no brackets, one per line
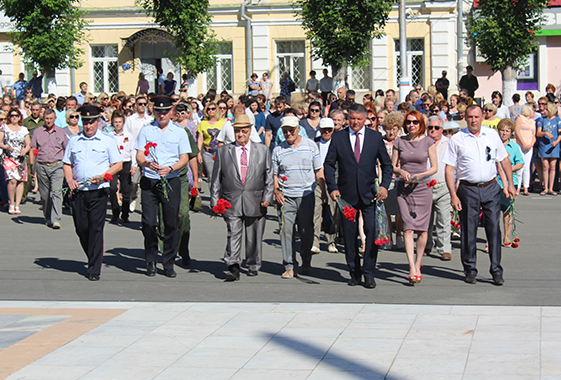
169,166,174,173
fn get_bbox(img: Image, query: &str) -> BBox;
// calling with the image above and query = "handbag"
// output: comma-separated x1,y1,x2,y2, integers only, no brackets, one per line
189,194,202,212
322,203,337,235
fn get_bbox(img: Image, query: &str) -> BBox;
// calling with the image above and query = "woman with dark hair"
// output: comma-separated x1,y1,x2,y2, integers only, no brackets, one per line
217,99,231,122
299,101,322,139
375,89,385,98
247,98,266,138
492,91,510,120
391,111,437,284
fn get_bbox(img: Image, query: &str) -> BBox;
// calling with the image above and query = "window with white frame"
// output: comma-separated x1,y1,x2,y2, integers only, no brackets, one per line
91,45,119,94
276,40,305,89
349,64,371,91
394,38,424,89
206,42,233,92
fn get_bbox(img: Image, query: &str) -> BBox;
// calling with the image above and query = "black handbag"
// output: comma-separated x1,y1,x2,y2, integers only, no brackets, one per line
322,203,337,234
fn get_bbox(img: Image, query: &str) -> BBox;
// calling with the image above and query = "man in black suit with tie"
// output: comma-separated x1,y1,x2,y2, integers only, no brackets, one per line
324,103,393,288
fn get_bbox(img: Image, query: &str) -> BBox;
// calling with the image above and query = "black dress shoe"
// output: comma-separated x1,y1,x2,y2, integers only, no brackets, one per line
180,256,192,267
147,262,156,277
363,278,377,289
165,269,177,278
87,274,100,281
109,216,119,224
465,273,477,284
225,265,240,281
247,270,258,277
347,277,360,286
121,217,130,223
492,274,504,286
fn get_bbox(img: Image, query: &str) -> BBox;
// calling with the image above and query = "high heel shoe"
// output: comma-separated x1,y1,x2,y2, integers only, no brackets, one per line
8,205,15,214
415,275,422,283
408,275,418,284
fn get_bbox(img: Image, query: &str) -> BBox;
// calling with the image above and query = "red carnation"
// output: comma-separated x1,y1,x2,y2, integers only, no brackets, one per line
513,238,520,243
119,145,124,150
151,142,157,148
374,239,381,246
212,156,215,161
281,176,288,181
343,206,357,222
33,148,39,156
213,198,232,214
190,188,198,197
144,150,150,156
511,243,519,248
103,173,113,182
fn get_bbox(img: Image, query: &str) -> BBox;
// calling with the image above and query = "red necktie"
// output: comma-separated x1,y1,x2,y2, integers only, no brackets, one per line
354,132,361,163
240,147,248,185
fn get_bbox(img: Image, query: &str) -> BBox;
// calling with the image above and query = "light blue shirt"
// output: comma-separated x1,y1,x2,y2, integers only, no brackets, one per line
135,120,191,180
272,137,322,197
75,92,86,105
62,130,122,190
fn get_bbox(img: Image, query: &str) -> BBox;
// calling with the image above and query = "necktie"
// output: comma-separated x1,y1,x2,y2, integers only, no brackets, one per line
354,132,361,163
240,147,248,185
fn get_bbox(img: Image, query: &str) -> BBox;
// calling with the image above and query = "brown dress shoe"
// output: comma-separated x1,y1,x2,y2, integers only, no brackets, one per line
441,252,452,261
465,273,477,284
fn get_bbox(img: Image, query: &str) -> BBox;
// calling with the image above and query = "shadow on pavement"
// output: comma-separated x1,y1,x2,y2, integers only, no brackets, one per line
13,216,45,225
104,247,146,274
262,332,391,379
34,257,87,276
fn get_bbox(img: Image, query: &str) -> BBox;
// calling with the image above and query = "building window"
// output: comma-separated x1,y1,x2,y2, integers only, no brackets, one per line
207,42,233,92
276,40,305,89
394,39,424,89
517,53,539,91
349,65,371,91
91,45,119,94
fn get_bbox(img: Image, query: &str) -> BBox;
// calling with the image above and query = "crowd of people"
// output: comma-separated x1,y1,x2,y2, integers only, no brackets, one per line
0,67,552,288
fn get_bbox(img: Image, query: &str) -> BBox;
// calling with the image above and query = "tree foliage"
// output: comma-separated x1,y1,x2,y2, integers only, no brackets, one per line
293,0,392,69
137,0,219,75
0,0,88,70
467,0,549,73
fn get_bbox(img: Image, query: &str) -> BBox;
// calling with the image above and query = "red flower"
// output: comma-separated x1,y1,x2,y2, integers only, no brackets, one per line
511,243,519,248
513,238,520,243
427,179,438,187
212,156,215,161
33,148,39,156
343,206,357,222
144,150,150,156
281,176,288,181
374,239,380,246
213,198,232,214
119,145,124,150
144,142,157,149
103,173,113,182
190,188,198,197
450,221,455,225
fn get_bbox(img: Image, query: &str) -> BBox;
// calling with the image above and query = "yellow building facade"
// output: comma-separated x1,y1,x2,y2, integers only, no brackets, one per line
0,0,461,98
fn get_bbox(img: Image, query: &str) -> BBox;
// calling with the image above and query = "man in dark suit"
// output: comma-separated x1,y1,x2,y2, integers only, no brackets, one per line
210,114,274,281
324,103,393,288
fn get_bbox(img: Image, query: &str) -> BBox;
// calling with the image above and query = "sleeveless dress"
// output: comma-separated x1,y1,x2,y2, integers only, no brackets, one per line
537,116,561,158
393,136,435,231
2,125,28,181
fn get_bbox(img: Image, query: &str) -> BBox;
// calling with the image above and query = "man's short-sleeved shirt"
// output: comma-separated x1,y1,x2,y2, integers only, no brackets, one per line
272,137,322,198
265,111,283,140
12,80,29,101
443,126,507,183
31,125,68,163
134,120,191,180
62,130,122,190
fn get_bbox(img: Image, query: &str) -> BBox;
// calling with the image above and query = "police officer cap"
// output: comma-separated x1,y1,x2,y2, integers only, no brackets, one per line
151,95,174,111
77,105,103,120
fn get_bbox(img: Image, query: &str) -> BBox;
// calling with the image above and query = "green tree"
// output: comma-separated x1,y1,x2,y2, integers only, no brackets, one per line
293,0,392,88
0,0,88,92
467,0,549,105
137,0,219,76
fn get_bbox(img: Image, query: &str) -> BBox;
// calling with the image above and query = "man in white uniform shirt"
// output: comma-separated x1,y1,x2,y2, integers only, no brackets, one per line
319,69,333,106
425,116,452,261
443,105,516,286
124,96,153,212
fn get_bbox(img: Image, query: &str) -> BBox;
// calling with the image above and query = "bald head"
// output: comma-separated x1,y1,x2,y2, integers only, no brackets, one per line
337,87,346,100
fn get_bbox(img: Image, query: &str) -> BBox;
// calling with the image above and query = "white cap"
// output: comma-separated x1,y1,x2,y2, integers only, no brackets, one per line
281,116,300,128
319,118,334,129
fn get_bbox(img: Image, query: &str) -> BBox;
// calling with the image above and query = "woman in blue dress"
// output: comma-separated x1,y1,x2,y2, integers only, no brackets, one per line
537,101,561,195
280,72,293,104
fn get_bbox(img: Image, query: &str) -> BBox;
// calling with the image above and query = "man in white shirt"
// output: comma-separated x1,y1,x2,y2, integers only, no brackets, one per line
425,116,452,261
124,96,153,212
217,104,261,145
443,105,516,286
319,69,333,106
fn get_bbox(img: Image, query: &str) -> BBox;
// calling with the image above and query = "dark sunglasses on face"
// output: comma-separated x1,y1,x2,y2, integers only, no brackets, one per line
219,107,227,110
69,115,79,119
310,108,320,113
10,114,19,118
539,102,547,106
427,125,441,130
207,107,216,111
101,97,109,101
0,118,5,121
137,102,147,106
405,119,420,125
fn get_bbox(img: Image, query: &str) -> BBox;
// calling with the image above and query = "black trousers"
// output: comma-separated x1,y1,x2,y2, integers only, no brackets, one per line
457,181,503,276
109,161,132,219
321,91,331,106
341,199,378,281
70,188,109,275
140,176,181,271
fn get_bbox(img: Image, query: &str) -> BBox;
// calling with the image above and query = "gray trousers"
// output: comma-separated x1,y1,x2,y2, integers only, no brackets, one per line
36,162,64,224
202,150,215,180
457,181,503,276
224,214,266,271
279,193,314,270
426,184,452,254
130,169,141,202
313,184,336,247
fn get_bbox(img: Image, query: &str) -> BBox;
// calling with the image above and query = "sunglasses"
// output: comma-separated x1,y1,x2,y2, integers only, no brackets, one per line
405,120,420,125
539,102,547,106
0,118,5,121
207,107,216,111
137,102,147,106
69,115,79,119
102,97,109,101
282,128,297,135
218,107,227,110
427,125,441,130
9,114,20,118
310,109,320,113
486,146,492,161
484,109,493,112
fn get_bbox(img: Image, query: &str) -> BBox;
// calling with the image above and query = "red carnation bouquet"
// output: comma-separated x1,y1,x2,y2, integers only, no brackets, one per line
213,198,232,215
144,141,171,200
374,179,391,248
190,188,198,197
55,173,113,196
33,148,39,156
426,179,437,188
336,197,357,222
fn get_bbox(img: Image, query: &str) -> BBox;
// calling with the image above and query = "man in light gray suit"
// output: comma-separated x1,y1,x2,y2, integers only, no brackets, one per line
210,114,274,281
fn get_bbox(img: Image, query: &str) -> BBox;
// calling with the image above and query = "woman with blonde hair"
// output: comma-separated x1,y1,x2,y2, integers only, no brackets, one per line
536,101,561,195
482,103,500,130
65,109,82,138
98,92,110,107
197,101,226,179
